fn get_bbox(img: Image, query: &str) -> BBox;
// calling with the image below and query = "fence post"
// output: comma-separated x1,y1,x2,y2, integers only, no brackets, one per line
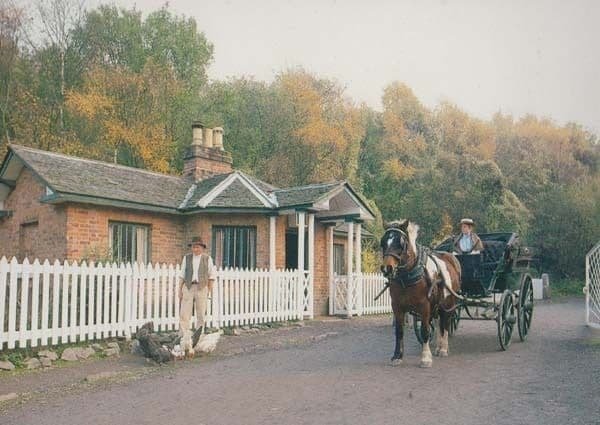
124,263,133,340
216,270,223,329
296,270,303,321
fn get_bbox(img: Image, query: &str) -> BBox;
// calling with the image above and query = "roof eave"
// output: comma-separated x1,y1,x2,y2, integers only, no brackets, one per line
180,206,276,215
42,192,181,215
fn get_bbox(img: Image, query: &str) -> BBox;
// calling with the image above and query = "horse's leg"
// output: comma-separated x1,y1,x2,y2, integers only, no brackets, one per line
434,312,443,356
437,308,450,357
391,304,405,366
391,309,405,366
419,304,433,368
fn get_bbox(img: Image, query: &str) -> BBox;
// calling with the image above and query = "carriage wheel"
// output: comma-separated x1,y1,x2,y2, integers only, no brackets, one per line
413,314,436,346
497,290,515,351
518,276,534,342
449,306,461,337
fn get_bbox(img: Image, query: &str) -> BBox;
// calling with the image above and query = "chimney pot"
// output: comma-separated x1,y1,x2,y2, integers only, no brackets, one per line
213,127,224,150
203,128,213,148
192,121,204,146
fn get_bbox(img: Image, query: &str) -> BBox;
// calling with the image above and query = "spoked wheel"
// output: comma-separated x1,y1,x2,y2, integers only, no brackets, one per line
448,305,461,337
518,275,534,342
413,314,436,346
497,290,516,351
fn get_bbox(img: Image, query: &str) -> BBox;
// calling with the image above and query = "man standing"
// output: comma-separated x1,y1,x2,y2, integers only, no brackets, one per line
179,236,217,334
453,218,484,254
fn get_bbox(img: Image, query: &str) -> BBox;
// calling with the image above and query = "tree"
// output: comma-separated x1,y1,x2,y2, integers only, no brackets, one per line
33,0,86,130
66,61,181,172
0,0,24,146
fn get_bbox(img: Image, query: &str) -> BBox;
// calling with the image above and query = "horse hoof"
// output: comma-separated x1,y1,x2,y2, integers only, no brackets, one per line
390,358,403,367
439,350,448,357
420,360,432,368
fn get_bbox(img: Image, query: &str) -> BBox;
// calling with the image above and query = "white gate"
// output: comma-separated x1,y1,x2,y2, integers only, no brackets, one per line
331,274,357,316
585,241,600,329
330,273,390,316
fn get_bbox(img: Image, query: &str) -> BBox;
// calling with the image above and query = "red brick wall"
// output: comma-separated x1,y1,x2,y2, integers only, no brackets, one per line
0,168,67,261
312,223,331,316
65,205,185,265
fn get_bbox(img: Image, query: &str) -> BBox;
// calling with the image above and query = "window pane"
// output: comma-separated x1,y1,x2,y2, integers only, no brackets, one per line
334,244,345,275
109,222,150,264
213,226,257,269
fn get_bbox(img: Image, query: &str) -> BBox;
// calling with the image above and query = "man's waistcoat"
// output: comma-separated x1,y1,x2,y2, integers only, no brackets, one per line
184,253,210,288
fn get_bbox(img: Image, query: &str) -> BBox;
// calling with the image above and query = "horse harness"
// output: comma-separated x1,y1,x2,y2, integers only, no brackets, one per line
383,231,446,298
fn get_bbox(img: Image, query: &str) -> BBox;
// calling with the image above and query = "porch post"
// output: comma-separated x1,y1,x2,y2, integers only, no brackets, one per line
297,211,305,272
269,215,277,270
354,222,362,316
307,213,315,319
297,211,306,320
346,219,354,318
328,224,335,315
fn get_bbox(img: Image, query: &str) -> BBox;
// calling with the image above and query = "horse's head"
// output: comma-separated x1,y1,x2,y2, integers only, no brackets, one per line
380,219,419,279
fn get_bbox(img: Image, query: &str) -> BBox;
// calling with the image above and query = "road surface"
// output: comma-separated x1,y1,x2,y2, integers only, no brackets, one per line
1,298,599,425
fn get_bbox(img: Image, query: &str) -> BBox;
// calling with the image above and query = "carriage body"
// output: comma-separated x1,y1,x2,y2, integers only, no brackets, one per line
435,232,540,298
428,232,539,350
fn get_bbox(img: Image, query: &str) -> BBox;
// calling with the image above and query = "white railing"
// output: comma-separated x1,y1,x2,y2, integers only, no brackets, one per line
585,241,600,329
0,257,308,350
331,273,391,316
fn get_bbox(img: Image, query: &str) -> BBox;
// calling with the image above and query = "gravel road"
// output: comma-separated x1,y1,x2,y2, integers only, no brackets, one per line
1,298,599,425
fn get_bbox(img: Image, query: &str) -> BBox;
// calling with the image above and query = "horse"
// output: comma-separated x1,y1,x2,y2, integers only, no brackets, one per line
380,219,461,368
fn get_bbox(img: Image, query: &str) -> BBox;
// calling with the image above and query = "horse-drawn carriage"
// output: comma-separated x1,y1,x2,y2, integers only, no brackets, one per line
425,232,538,350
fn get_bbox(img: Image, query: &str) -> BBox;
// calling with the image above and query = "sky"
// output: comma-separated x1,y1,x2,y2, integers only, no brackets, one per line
85,0,600,134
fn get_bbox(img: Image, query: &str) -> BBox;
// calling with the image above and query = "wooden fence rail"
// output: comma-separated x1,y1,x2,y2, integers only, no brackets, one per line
0,257,307,350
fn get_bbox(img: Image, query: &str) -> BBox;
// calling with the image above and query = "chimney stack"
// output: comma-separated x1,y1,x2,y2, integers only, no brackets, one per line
183,122,233,181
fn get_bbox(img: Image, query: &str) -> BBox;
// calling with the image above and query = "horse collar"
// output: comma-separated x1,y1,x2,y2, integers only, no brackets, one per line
390,244,429,288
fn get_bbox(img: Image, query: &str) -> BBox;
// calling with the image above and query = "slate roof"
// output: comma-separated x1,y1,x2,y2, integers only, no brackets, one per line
202,178,268,209
8,145,190,211
2,144,372,217
273,182,342,208
181,173,233,209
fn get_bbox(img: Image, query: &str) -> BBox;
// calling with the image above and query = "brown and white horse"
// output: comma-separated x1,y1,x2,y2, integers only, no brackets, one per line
380,219,461,368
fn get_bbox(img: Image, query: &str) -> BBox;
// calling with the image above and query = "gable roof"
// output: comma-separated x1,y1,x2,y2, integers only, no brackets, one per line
185,171,277,210
0,144,374,220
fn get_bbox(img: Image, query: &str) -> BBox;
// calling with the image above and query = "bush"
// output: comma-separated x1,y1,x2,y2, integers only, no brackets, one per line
551,278,585,297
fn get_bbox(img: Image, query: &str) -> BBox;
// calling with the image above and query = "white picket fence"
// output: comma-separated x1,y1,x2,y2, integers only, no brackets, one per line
0,257,310,350
331,272,391,316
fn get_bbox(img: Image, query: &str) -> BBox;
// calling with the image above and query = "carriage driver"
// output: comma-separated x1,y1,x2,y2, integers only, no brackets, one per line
453,218,484,254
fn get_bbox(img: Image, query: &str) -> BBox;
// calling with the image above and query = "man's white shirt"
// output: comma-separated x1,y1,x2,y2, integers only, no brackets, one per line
179,254,217,282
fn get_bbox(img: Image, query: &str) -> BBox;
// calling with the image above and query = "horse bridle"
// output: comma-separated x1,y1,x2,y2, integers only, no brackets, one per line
381,228,412,276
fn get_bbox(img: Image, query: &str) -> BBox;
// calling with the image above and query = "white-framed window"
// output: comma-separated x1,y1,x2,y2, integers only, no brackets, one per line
212,226,257,269
333,243,345,275
109,221,150,264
